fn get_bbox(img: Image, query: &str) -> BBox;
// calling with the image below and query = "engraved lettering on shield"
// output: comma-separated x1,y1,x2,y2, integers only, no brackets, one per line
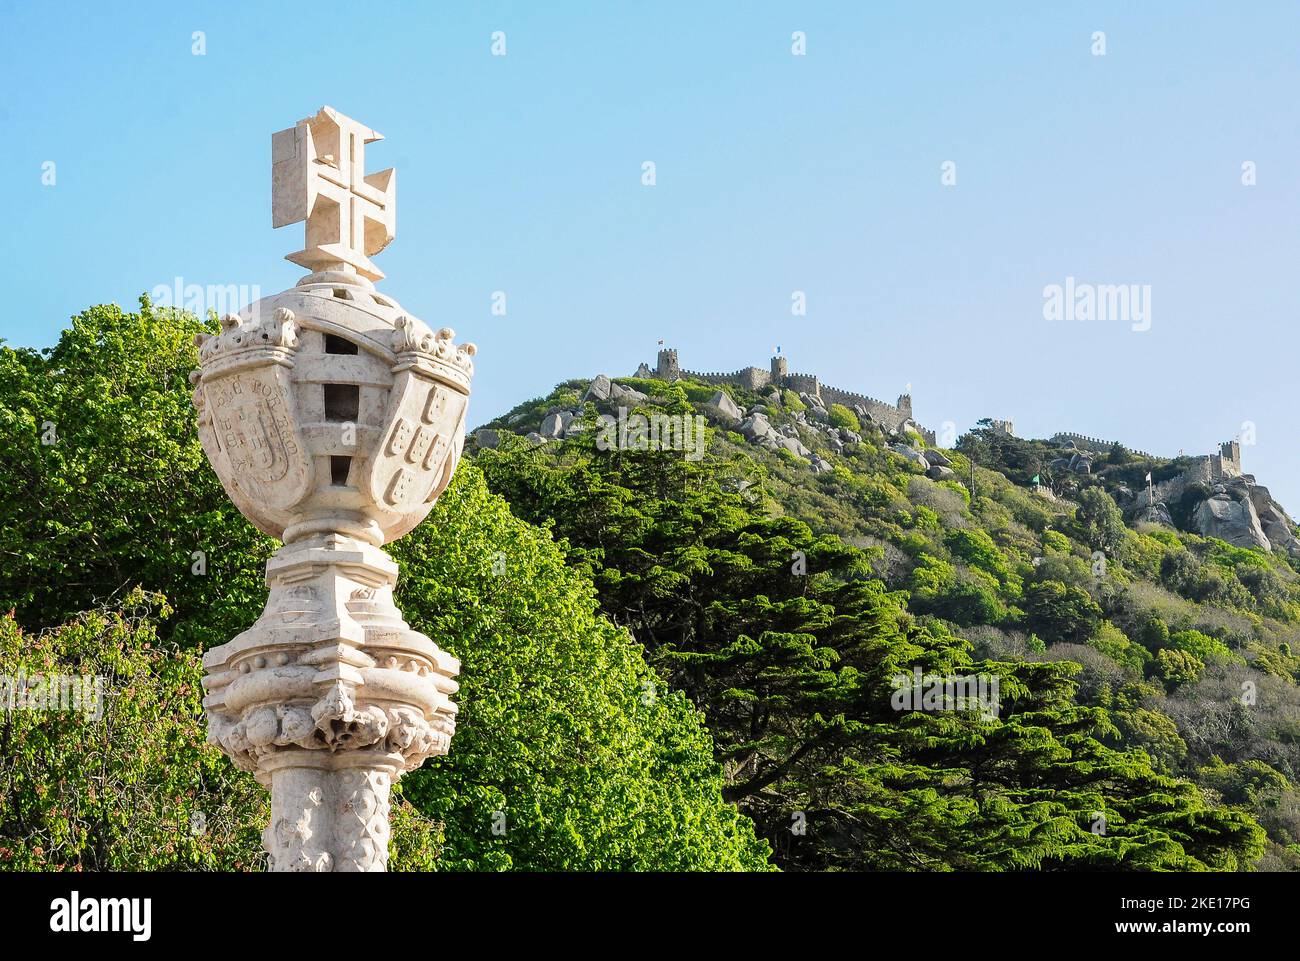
212,374,292,485
240,402,276,470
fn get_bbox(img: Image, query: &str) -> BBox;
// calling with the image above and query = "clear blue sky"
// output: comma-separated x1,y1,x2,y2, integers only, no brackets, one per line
3,1,1298,506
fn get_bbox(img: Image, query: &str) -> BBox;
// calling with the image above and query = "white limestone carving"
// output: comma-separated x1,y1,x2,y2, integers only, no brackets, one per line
273,106,397,282
193,107,474,871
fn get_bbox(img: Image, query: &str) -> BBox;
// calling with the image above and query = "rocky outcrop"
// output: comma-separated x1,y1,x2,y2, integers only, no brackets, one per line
538,411,572,438
1137,502,1175,527
777,435,812,459
1120,461,1298,557
1248,483,1300,558
740,411,775,443
890,444,929,471
583,375,647,407
1193,480,1270,551
584,374,612,402
609,381,648,405
703,390,743,424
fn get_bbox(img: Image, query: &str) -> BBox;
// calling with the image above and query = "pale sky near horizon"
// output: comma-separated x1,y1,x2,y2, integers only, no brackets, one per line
3,2,1298,507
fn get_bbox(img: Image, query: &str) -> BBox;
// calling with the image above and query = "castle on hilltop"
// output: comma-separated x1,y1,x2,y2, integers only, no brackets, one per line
1050,432,1243,481
635,348,934,443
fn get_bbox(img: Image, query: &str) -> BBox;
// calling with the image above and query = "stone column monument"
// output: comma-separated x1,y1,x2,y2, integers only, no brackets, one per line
191,106,476,871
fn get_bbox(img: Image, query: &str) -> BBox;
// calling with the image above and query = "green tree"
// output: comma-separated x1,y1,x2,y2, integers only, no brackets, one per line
1157,648,1205,687
1076,487,1126,554
1023,580,1103,644
827,403,860,431
0,593,267,870
1170,629,1238,664
1136,613,1170,653
395,468,772,870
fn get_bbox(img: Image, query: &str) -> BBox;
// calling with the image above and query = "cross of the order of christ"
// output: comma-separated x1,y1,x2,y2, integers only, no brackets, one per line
272,106,397,282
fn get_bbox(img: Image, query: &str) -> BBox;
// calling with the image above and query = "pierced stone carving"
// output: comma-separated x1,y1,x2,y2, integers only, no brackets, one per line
195,106,476,872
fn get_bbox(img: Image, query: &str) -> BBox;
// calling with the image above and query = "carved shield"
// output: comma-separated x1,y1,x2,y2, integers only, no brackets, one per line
366,372,467,514
199,366,313,511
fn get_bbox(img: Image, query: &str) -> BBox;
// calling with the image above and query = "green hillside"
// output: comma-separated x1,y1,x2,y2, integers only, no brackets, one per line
470,371,1300,870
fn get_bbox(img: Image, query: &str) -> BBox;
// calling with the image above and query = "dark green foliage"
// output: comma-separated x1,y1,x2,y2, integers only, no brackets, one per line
473,397,1268,870
1076,487,1126,554
1023,581,1103,644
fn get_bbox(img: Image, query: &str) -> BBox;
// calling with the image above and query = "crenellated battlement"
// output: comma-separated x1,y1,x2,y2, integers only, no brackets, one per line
1050,432,1154,459
1051,431,1245,481
639,347,925,438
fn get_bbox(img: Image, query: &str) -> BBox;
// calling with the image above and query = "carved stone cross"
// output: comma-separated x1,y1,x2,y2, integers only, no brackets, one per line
272,106,397,282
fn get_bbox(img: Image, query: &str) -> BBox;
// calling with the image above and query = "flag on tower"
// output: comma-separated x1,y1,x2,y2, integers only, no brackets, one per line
773,345,782,354
657,339,664,346
1145,472,1152,482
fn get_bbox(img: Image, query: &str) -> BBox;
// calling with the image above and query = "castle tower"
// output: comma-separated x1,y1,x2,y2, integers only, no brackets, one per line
770,354,788,382
656,348,680,380
897,393,913,417
1221,440,1242,475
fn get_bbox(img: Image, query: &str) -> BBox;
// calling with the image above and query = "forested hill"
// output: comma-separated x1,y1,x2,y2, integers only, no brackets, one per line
471,371,1300,870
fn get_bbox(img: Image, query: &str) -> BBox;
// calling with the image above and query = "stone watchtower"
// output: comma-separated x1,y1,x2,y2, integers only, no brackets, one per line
1221,440,1242,475
770,354,788,383
656,347,681,380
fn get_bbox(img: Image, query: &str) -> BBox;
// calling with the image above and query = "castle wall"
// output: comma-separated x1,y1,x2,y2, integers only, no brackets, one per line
783,372,820,396
1196,452,1240,483
1051,432,1154,460
819,384,911,433
1054,432,1244,484
639,348,932,444
678,367,773,390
